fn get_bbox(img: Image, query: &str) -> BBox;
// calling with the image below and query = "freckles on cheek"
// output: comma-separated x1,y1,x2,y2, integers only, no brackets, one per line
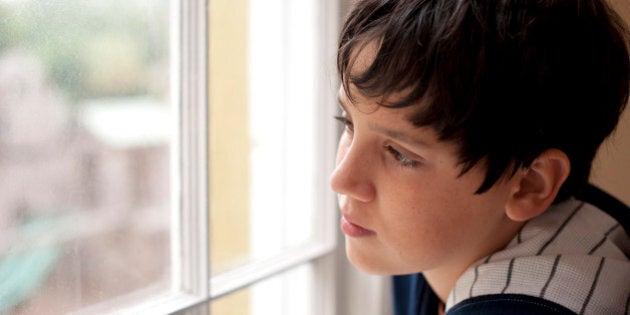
401,200,450,237
386,204,428,240
386,224,439,268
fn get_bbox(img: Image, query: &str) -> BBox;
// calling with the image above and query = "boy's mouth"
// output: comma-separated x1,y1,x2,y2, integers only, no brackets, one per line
340,215,376,237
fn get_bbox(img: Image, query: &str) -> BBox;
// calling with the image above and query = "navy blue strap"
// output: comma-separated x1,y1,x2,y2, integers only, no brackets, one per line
446,294,576,315
392,273,439,315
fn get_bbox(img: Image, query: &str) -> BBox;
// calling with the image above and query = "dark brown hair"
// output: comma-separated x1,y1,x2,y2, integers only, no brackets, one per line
338,0,630,201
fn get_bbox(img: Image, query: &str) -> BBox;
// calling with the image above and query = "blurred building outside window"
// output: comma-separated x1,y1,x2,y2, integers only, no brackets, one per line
0,0,173,313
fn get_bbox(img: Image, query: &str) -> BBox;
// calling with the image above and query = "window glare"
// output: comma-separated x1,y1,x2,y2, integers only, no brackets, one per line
210,0,320,274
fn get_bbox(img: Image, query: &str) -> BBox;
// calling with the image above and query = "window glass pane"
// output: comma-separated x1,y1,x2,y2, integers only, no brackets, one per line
210,264,314,315
0,0,172,313
209,0,320,275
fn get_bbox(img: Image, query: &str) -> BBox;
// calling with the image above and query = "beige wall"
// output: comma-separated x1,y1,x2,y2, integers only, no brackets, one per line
208,0,251,313
591,0,630,205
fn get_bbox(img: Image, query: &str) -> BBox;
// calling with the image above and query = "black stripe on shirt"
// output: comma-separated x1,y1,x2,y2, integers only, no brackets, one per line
500,258,515,294
540,255,561,298
469,266,479,298
469,252,496,297
579,257,605,315
537,202,585,255
483,253,495,264
464,252,496,297
588,223,620,255
468,255,494,299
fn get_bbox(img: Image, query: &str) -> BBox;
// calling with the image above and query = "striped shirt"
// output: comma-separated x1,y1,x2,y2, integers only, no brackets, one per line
445,198,630,314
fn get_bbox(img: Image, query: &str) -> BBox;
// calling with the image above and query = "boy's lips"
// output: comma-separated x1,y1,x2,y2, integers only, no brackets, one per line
340,215,376,237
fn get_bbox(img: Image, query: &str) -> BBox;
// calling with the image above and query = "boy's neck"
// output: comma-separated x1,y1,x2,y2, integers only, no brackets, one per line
424,261,471,303
423,219,525,303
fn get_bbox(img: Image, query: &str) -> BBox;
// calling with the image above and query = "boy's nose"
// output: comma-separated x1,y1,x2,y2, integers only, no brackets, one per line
329,144,376,203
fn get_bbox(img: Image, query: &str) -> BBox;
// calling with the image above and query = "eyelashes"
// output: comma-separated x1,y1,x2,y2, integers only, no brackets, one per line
334,115,421,169
385,145,420,168
334,115,353,133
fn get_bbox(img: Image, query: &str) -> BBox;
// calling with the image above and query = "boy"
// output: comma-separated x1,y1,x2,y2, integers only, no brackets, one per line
330,0,630,314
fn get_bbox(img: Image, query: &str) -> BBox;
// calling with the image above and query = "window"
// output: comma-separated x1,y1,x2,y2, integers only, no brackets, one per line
0,0,174,313
0,0,340,313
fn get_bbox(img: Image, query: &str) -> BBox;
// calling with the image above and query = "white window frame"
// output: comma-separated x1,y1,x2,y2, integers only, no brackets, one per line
88,0,340,314
75,0,343,312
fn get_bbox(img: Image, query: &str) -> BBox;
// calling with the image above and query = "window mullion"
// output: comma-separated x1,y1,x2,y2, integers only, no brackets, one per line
178,0,209,299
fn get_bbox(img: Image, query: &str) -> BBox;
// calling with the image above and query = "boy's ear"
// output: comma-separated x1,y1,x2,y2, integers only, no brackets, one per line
506,149,571,222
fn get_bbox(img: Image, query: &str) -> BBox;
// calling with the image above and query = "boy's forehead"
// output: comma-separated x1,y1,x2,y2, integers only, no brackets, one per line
337,83,414,115
345,39,421,108
337,84,446,146
348,40,380,77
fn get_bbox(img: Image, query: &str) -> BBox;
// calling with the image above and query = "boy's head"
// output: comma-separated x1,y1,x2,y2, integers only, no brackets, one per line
337,0,629,202
331,0,629,279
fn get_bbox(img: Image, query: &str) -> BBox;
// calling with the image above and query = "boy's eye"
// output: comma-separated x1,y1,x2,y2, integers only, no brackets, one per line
385,145,419,168
334,115,354,133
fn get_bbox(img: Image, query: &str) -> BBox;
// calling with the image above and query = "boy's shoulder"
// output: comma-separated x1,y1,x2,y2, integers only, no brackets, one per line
445,186,630,314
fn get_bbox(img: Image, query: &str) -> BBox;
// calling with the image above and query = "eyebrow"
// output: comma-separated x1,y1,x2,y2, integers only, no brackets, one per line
369,123,432,148
337,94,432,149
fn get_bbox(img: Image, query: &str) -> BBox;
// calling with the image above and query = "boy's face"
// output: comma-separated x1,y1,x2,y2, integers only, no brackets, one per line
331,88,520,275
331,42,525,275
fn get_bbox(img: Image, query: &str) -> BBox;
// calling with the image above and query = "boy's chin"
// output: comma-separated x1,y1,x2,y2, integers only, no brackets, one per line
345,244,404,276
